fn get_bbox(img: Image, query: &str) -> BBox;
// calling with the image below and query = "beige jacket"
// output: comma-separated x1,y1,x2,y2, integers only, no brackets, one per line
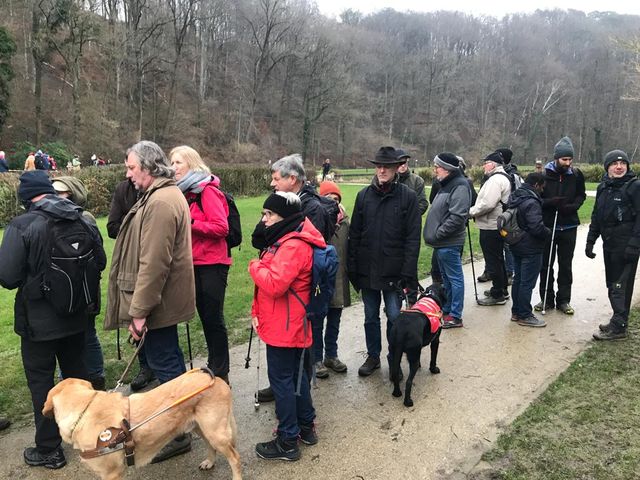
469,166,511,230
105,177,195,330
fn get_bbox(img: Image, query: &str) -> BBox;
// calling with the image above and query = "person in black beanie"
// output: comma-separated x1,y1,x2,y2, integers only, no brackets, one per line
249,191,326,460
535,136,586,314
0,170,106,470
587,150,640,340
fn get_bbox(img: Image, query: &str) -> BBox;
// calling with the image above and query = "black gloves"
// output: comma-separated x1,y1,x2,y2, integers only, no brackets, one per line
585,243,596,259
544,196,566,208
624,245,640,262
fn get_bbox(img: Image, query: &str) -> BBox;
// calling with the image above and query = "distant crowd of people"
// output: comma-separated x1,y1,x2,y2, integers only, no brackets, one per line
0,138,637,470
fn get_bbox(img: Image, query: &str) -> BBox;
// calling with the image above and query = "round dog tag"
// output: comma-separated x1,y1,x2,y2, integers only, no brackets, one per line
99,429,113,442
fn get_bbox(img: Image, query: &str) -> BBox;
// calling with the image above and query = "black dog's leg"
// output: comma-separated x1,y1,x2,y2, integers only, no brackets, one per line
429,330,441,374
391,332,403,398
403,348,421,407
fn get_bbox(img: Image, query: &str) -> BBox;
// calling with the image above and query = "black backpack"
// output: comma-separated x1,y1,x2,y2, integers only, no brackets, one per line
36,214,102,316
194,184,243,252
316,194,339,241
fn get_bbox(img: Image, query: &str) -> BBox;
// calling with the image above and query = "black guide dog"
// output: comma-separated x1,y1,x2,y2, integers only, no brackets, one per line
390,284,445,407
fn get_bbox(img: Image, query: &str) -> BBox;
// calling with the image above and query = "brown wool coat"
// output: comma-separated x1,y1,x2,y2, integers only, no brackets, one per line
330,208,351,309
105,177,195,330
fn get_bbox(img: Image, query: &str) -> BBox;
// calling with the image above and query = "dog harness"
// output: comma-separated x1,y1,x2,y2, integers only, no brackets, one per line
79,367,216,466
404,296,442,333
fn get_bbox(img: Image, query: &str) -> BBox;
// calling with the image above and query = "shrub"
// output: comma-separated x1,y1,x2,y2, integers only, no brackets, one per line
578,164,605,182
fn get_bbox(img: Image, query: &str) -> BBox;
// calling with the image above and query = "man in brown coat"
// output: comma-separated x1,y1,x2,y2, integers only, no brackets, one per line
105,140,195,462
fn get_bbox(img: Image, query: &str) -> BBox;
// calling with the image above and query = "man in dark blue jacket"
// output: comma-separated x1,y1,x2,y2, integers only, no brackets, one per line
0,171,106,470
348,146,421,377
508,173,551,327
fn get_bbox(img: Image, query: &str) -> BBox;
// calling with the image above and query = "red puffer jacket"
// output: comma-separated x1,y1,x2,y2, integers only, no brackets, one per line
249,218,326,348
185,175,231,266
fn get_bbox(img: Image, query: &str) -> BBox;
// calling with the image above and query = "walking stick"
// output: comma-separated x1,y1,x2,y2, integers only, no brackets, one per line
542,210,559,315
254,335,261,411
185,323,193,369
467,223,479,303
245,327,253,369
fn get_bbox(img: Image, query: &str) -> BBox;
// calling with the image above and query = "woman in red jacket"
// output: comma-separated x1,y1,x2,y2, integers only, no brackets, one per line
250,191,326,461
169,146,231,382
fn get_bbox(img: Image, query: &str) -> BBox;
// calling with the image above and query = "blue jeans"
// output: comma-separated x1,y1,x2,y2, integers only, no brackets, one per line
312,307,342,362
144,325,186,383
504,244,514,275
85,315,104,378
361,288,401,360
267,345,315,440
511,253,542,319
435,246,465,320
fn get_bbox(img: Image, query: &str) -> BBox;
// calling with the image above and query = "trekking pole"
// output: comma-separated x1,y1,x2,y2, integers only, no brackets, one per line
245,327,253,369
254,335,261,411
542,210,559,316
186,323,193,370
467,223,479,303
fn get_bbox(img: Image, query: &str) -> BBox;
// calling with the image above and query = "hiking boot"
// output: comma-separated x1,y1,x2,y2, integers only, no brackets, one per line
257,386,275,403
484,289,510,300
130,367,156,392
534,301,554,312
477,271,491,282
89,375,106,391
24,447,66,469
255,436,300,461
314,361,329,379
442,315,463,329
593,329,628,341
0,417,10,431
358,356,380,376
517,315,547,328
324,357,347,373
477,296,507,306
151,434,192,464
599,322,611,332
299,423,318,445
557,303,575,315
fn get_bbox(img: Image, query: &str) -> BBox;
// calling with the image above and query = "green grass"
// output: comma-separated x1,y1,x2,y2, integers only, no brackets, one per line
0,189,595,419
477,311,640,480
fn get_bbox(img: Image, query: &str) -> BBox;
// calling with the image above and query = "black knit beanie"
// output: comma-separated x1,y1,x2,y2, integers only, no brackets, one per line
483,151,504,165
603,149,629,170
18,170,55,203
433,152,460,171
495,148,513,164
263,192,302,219
553,136,574,159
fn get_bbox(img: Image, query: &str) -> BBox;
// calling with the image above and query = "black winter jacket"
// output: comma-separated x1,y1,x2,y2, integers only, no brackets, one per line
107,179,138,239
0,195,107,341
424,170,472,248
586,173,640,252
508,184,550,256
299,183,337,242
541,162,586,229
348,178,421,290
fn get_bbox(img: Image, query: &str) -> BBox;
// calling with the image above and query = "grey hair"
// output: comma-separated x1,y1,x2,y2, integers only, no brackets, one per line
127,141,174,179
271,154,306,183
274,190,301,207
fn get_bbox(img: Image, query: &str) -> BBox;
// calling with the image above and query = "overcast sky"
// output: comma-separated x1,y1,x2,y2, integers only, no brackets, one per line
316,0,640,19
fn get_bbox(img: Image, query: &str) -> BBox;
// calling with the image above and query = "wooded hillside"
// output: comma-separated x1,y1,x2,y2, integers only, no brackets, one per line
1,1,640,167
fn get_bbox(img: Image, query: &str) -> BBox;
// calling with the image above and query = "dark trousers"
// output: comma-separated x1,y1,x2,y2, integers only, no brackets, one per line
604,249,639,330
85,314,104,378
267,345,315,440
430,250,443,283
312,307,342,362
479,229,507,298
194,264,230,377
539,228,577,306
511,253,543,319
21,332,88,452
144,325,186,383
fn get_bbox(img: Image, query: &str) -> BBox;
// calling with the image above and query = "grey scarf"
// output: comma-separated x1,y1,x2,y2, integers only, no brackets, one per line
177,170,211,194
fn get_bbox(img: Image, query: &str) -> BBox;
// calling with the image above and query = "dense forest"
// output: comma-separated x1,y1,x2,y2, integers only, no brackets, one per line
1,0,640,167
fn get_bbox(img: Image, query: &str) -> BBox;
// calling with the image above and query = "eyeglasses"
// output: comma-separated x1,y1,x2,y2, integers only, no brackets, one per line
261,211,274,218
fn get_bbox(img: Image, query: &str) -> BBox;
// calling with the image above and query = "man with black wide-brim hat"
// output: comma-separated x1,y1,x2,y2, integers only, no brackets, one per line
348,146,421,378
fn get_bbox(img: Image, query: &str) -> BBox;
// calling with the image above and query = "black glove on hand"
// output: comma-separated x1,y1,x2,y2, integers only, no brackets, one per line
544,196,566,208
624,245,640,262
585,243,596,259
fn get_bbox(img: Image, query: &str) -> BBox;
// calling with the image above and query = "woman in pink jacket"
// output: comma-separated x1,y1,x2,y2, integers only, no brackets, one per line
169,146,231,382
250,191,326,461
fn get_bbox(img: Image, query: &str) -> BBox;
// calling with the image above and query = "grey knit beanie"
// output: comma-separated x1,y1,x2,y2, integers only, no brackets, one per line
553,136,574,159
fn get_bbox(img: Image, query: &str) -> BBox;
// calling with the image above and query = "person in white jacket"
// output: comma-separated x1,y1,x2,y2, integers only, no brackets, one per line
469,151,512,305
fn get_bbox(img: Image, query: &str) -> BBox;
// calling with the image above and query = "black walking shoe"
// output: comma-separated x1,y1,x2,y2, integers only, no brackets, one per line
477,296,507,306
593,329,628,341
484,289,510,300
557,303,575,315
477,271,492,282
599,322,611,332
534,301,554,312
256,437,300,461
151,434,192,464
24,447,66,469
358,356,380,376
517,314,547,328
257,386,275,403
130,368,156,391
314,362,329,379
324,357,348,373
299,423,318,445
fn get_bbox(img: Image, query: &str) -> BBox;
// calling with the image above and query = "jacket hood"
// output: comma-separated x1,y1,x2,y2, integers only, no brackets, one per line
508,183,540,209
53,176,88,206
31,194,84,220
280,217,327,249
545,161,575,176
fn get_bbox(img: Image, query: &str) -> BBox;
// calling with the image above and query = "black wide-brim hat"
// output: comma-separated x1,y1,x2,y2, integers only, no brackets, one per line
369,146,404,165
